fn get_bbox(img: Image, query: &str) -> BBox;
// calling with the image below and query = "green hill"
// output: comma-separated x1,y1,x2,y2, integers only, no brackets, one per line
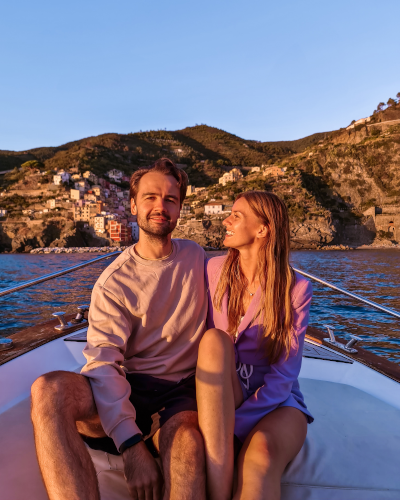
0,125,331,186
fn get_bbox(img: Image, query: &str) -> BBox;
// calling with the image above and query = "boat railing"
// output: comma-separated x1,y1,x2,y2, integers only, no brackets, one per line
0,254,399,320
293,267,400,320
0,252,121,298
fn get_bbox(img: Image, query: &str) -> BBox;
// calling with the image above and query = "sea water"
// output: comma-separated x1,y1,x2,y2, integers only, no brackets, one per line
0,249,399,364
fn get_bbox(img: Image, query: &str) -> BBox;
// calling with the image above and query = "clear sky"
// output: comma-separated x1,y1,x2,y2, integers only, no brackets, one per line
1,0,399,151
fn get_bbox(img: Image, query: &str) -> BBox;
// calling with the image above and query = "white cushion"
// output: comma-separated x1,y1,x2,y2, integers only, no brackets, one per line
1,378,399,500
282,378,400,499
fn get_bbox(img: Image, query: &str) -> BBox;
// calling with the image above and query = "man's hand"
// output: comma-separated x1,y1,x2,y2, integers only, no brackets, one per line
123,440,163,500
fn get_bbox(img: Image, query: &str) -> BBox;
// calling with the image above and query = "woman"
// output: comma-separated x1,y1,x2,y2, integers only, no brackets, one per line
196,191,313,500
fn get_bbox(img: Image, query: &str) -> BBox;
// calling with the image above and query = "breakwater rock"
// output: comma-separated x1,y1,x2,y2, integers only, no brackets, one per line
290,219,336,249
30,246,128,254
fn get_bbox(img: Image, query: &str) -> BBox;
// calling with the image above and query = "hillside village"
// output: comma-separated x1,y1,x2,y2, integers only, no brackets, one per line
1,93,400,252
0,161,289,252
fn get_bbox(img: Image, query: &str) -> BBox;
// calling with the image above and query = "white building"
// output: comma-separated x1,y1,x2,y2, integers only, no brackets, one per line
84,193,98,202
263,166,287,178
74,179,90,191
128,221,139,241
0,209,7,216
205,202,224,215
82,171,99,184
92,185,103,197
218,168,243,186
180,204,191,217
53,172,70,185
94,215,107,234
346,116,371,130
107,169,123,182
70,189,83,200
47,198,62,209
186,185,196,196
251,166,261,172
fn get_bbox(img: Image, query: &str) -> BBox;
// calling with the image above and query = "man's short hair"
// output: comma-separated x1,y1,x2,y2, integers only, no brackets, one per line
129,158,188,206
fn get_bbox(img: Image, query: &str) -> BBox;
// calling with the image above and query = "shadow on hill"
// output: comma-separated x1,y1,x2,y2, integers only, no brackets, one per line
172,132,232,164
267,132,331,153
300,172,347,212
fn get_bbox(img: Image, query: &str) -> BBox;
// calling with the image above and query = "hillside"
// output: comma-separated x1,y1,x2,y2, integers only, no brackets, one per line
284,100,400,211
1,94,400,252
0,125,330,186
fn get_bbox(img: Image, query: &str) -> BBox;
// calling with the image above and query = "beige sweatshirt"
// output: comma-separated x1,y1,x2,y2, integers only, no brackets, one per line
81,239,207,450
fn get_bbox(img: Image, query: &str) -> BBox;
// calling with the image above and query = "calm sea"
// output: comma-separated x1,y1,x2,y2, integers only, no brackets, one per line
1,249,399,364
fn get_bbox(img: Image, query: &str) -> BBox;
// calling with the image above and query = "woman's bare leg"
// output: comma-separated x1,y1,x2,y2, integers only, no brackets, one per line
234,407,307,500
195,328,243,500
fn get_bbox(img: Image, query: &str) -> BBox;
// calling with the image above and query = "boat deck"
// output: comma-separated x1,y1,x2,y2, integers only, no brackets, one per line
1,323,400,499
1,377,399,500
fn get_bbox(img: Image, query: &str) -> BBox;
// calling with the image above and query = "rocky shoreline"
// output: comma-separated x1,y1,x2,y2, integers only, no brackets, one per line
29,246,126,254
22,242,400,255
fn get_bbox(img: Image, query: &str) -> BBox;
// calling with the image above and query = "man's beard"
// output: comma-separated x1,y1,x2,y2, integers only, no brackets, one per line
137,211,177,243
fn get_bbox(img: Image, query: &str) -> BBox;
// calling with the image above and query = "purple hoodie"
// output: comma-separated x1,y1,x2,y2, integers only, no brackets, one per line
206,256,314,443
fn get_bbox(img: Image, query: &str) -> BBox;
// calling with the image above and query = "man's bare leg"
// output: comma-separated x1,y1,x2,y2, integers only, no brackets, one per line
153,411,206,500
31,371,106,500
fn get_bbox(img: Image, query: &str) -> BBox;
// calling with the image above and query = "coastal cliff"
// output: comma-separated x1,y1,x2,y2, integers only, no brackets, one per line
172,218,338,250
0,219,111,253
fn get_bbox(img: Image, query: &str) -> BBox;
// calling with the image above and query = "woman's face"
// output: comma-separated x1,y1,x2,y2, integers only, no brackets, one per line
223,197,266,249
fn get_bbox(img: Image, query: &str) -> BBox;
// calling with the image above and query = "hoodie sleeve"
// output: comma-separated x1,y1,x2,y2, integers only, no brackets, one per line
234,280,313,443
81,282,142,451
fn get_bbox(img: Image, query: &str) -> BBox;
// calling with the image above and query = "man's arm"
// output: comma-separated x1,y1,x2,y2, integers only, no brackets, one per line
83,282,165,499
81,282,142,448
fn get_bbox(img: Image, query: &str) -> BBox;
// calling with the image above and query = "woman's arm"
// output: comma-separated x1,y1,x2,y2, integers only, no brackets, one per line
234,280,313,443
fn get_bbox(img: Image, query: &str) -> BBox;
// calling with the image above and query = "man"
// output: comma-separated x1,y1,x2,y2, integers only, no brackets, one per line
31,158,208,500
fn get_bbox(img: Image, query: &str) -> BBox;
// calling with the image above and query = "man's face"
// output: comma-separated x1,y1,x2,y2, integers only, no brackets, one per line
131,172,181,239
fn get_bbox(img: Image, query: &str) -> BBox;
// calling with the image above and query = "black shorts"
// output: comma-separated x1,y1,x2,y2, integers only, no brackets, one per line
82,373,197,456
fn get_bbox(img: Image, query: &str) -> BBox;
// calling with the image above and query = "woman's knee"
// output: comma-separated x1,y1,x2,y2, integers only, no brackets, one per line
243,431,279,473
198,328,233,360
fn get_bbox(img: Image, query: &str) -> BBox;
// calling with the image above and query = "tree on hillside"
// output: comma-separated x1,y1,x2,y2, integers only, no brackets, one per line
396,92,400,102
387,98,396,107
21,160,45,171
377,102,386,112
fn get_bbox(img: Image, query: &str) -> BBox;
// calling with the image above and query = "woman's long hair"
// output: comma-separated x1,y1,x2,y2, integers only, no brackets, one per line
213,191,295,364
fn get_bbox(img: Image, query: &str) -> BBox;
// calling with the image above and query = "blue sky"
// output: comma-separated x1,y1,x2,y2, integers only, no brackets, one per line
1,0,399,151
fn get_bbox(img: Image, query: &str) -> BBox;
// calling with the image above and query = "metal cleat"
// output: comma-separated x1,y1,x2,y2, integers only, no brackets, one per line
52,311,72,332
71,305,89,324
323,325,360,354
0,338,13,351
